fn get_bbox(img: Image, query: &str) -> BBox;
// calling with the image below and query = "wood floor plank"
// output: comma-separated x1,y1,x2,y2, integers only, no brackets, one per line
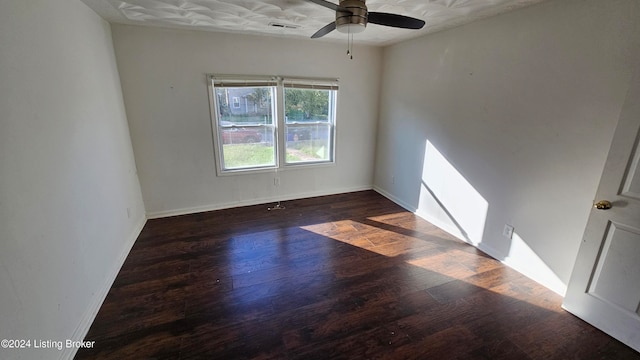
75,190,639,359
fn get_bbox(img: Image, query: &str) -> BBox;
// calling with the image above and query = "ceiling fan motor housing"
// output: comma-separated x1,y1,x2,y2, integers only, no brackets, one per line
336,0,367,33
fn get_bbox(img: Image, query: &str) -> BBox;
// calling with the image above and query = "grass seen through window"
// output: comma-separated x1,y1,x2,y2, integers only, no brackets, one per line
286,140,329,163
222,144,274,169
223,141,329,168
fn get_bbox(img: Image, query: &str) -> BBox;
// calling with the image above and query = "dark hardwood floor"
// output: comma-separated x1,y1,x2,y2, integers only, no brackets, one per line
76,191,639,359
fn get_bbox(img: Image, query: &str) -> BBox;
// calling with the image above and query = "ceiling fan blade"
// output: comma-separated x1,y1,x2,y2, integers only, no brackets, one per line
368,12,425,29
311,22,337,38
304,0,342,12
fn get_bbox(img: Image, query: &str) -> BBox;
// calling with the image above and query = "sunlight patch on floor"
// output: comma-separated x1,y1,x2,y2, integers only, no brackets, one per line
300,214,564,313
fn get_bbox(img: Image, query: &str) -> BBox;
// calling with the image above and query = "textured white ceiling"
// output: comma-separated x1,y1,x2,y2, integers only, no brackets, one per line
81,0,547,45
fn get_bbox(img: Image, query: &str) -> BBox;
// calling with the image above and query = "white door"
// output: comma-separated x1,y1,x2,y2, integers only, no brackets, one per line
563,69,640,353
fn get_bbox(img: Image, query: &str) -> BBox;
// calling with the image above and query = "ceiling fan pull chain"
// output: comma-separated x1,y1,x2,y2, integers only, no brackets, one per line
346,25,350,57
350,33,354,59
346,28,353,60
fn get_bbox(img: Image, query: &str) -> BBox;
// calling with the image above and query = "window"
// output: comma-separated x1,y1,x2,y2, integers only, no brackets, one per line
209,75,338,174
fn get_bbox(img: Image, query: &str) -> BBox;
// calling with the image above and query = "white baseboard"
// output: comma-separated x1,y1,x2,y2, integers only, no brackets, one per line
59,215,147,360
372,186,417,213
147,185,373,219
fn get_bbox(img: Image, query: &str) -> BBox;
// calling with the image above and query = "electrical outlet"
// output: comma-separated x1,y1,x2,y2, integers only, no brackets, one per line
274,177,280,186
127,207,131,219
503,224,514,239
391,176,395,185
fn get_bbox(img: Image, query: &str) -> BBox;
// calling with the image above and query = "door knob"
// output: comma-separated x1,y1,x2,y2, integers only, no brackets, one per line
594,200,612,210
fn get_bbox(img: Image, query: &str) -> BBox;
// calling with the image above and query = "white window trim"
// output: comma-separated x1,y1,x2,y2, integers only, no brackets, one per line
207,74,338,176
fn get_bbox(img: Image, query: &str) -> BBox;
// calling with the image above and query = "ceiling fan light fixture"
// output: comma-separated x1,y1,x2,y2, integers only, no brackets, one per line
337,22,366,34
335,0,367,33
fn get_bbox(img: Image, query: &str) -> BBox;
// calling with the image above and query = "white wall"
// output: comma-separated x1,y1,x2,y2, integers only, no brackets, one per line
0,1,145,359
111,25,382,217
374,0,640,295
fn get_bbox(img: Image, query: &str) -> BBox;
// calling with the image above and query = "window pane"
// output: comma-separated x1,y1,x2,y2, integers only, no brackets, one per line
285,123,331,163
215,86,275,170
215,87,274,125
284,87,334,164
284,88,331,123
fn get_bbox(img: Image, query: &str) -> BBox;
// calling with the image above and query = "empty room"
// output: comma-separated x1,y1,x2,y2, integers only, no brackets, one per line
1,0,640,359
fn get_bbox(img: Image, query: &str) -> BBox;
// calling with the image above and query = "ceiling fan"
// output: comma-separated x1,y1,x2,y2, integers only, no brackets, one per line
305,0,426,39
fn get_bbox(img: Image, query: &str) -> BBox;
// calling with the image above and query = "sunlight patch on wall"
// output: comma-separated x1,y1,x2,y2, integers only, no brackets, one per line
418,141,489,246
503,232,567,296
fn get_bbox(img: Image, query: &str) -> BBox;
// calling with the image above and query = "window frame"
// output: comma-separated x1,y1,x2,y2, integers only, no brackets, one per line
208,75,338,176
